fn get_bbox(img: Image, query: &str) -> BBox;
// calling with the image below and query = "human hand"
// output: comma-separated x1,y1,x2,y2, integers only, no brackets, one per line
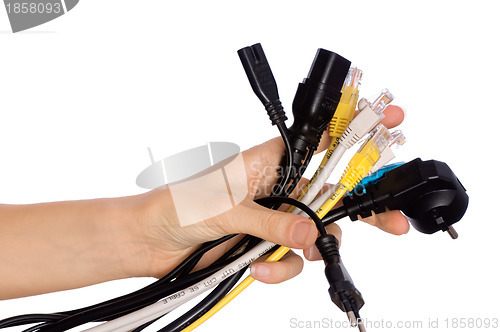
131,105,408,284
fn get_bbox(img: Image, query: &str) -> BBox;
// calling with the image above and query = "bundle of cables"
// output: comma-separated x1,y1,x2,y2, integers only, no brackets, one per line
0,43,468,332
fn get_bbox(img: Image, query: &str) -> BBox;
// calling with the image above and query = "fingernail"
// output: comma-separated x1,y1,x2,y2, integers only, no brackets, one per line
399,105,407,120
307,246,322,261
291,221,315,247
251,264,270,279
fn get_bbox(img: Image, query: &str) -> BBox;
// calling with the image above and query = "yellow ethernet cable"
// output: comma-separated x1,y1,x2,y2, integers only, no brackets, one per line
182,125,392,332
329,68,362,139
316,124,392,218
288,68,362,212
180,245,291,332
293,89,394,215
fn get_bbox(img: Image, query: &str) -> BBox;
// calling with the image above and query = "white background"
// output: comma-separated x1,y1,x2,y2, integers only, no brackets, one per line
1,1,499,331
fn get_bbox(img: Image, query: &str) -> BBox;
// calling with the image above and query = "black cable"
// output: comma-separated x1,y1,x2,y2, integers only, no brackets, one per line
131,237,260,332
237,43,292,203
54,234,237,318
271,122,294,197
283,145,315,197
213,235,252,264
22,322,51,332
0,236,238,331
154,238,266,332
96,247,256,323
158,268,248,332
322,206,349,226
255,196,327,236
266,121,295,212
37,254,245,332
1,235,252,331
0,314,65,329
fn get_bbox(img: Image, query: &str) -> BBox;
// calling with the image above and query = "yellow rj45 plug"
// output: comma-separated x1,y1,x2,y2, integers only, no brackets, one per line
290,68,363,210
329,67,363,139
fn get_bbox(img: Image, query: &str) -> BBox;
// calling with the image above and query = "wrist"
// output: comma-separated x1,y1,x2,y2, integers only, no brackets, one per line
121,187,197,279
102,191,164,279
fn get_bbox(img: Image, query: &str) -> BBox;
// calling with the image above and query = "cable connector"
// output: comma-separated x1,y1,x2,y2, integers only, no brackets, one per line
315,234,366,332
329,67,363,139
339,89,394,149
349,162,405,197
370,130,406,173
238,43,287,125
368,88,394,115
340,124,392,191
289,48,351,151
315,125,392,219
342,158,469,239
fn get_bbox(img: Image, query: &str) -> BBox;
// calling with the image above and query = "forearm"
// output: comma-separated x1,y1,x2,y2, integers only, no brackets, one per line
0,195,148,299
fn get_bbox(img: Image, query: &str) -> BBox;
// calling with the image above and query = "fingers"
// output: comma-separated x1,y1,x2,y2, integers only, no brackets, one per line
361,210,410,235
250,250,304,284
379,105,405,129
303,222,342,261
217,200,318,250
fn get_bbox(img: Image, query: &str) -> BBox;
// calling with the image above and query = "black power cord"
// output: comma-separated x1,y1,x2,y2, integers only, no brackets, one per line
287,48,350,178
255,196,326,236
57,234,237,318
37,258,245,332
237,43,293,199
0,314,65,329
323,158,469,238
237,43,350,203
157,269,248,332
315,234,365,329
153,196,329,332
9,236,242,331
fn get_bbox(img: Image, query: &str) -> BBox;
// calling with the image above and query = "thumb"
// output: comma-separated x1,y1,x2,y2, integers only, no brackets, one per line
216,200,318,249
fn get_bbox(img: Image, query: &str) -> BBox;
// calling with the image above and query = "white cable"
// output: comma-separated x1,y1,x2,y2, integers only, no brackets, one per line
339,98,385,150
299,183,340,217
292,97,386,214
83,240,276,332
302,129,406,218
370,147,395,173
295,145,347,210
